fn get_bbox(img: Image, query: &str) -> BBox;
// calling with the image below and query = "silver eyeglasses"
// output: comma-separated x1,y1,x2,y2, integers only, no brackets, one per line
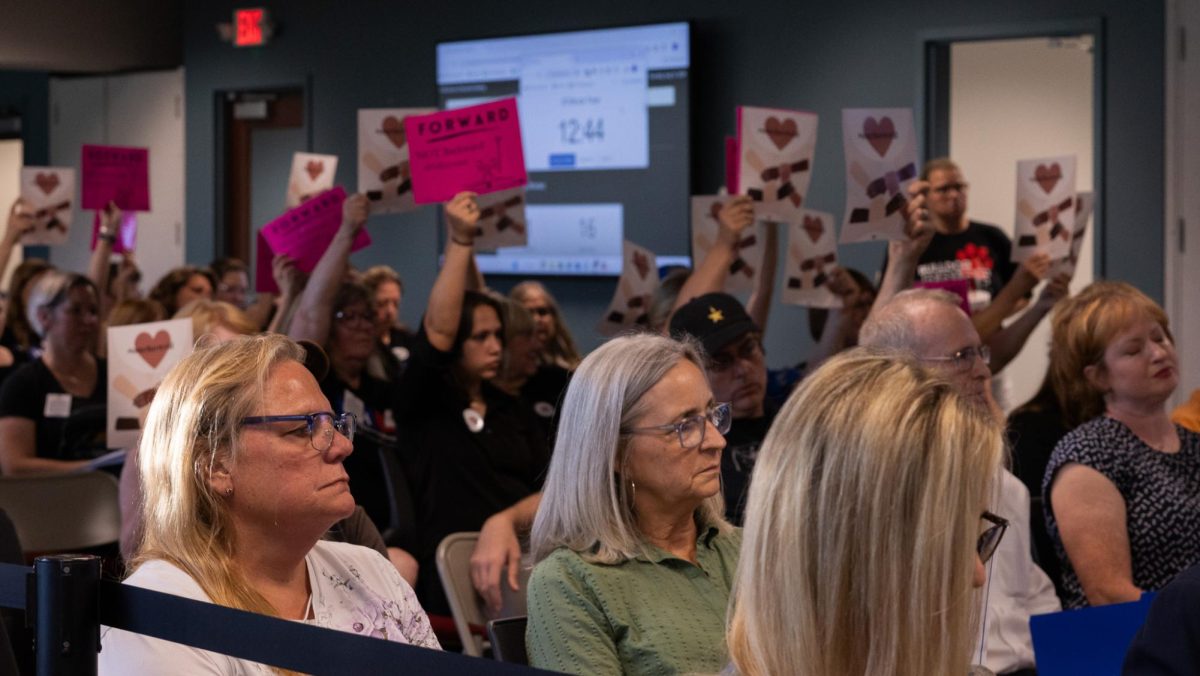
625,402,732,449
240,411,356,453
922,345,991,371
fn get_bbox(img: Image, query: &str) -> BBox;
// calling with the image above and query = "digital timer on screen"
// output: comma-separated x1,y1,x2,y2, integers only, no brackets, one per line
437,22,691,276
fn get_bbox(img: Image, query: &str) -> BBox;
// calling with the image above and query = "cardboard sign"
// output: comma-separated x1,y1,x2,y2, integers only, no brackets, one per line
262,187,371,274
782,210,842,308
357,107,435,214
737,106,818,221
19,167,74,245
90,210,137,253
596,240,660,337
690,195,768,295
106,318,194,449
1049,191,1095,279
839,108,919,243
254,231,279,294
81,144,150,211
286,152,338,208
472,188,528,251
406,98,528,204
1014,155,1076,262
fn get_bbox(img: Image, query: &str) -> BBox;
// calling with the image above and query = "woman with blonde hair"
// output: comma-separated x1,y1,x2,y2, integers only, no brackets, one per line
526,332,737,674
1043,281,1200,608
727,349,1006,676
175,298,259,340
100,334,438,673
509,280,581,370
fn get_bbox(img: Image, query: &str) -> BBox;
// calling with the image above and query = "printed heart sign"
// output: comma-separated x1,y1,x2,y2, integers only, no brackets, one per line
764,117,798,151
305,161,325,182
802,216,825,243
134,330,171,368
1034,163,1062,194
35,172,60,196
381,116,407,149
632,251,651,280
862,117,896,157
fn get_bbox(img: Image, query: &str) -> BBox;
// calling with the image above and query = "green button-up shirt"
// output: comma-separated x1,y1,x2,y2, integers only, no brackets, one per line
526,526,742,675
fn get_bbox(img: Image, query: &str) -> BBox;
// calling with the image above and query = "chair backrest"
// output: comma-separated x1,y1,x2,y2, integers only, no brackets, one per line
0,472,121,556
487,616,528,665
436,532,487,656
373,438,417,552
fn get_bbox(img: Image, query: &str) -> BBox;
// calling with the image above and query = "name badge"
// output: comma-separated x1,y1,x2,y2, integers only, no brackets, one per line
44,393,72,418
342,389,366,423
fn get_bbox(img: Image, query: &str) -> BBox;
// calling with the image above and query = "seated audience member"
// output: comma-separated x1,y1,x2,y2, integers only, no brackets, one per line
526,333,737,675
176,298,259,340
492,296,569,445
1172,388,1200,433
509,280,581,370
860,289,1060,675
103,255,143,310
728,349,1005,676
1122,559,1200,675
148,265,215,317
209,257,250,309
2,258,53,361
107,298,163,328
669,292,775,525
647,266,690,332
398,192,550,616
99,335,438,673
1043,281,1200,608
0,271,107,475
361,264,414,382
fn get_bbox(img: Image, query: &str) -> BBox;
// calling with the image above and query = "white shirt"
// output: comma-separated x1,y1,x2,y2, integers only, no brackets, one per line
977,470,1062,673
99,540,440,674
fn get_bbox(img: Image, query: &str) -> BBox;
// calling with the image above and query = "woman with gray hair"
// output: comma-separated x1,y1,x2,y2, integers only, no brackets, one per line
525,332,737,674
0,270,107,474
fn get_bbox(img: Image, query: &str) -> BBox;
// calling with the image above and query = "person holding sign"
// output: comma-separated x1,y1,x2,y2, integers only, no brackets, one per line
0,271,107,475
396,191,550,617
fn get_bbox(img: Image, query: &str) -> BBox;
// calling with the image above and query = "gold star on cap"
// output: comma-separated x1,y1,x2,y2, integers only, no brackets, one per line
707,306,724,324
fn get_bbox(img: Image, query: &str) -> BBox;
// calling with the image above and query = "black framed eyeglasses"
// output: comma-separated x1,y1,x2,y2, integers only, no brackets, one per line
625,402,732,449
978,511,1009,564
334,310,374,326
240,411,356,453
922,345,991,371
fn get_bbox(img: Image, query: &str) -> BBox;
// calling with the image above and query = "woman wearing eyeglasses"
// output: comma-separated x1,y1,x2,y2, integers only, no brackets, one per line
525,332,737,675
727,349,1006,676
99,335,439,674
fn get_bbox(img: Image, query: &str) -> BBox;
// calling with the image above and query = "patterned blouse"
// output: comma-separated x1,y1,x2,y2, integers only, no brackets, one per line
1042,416,1200,607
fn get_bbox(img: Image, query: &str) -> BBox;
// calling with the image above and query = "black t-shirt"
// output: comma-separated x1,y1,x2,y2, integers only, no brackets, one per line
519,364,570,448
0,358,108,460
396,330,551,615
376,327,416,383
721,403,779,526
907,221,1017,309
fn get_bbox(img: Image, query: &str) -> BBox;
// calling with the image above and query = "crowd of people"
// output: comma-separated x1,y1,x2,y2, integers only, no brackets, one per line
0,156,1197,675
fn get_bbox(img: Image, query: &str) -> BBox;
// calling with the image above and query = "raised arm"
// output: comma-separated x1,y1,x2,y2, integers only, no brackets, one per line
424,192,480,352
87,202,119,295
267,253,306,335
870,181,932,315
986,271,1070,373
0,199,34,291
671,195,756,316
288,194,370,344
971,252,1050,340
746,220,778,332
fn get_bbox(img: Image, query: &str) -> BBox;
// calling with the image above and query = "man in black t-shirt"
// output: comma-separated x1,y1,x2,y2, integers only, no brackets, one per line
670,292,775,525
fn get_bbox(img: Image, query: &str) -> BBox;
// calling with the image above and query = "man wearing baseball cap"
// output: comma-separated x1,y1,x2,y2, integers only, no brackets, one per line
670,292,776,525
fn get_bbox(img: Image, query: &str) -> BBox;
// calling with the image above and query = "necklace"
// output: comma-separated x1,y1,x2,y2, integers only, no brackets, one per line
302,593,313,621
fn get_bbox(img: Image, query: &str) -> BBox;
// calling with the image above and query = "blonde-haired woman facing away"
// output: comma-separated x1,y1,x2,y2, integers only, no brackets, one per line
99,334,438,674
526,333,738,675
727,349,1006,676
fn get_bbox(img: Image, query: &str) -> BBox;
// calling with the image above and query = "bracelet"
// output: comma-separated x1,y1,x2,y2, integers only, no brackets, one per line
98,231,117,244
451,236,474,247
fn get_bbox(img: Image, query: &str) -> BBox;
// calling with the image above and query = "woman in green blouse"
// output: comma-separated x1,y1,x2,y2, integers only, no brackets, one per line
526,333,739,675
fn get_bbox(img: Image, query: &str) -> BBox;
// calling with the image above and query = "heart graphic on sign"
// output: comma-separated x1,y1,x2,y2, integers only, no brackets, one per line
1034,163,1062,194
764,117,798,151
802,216,825,243
862,117,896,157
34,173,60,196
305,161,325,182
632,251,651,280
381,116,407,149
134,331,171,368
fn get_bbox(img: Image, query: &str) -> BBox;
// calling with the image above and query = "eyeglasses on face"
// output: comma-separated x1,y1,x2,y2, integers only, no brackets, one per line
240,411,356,453
922,345,991,371
931,181,969,195
334,309,374,325
708,336,764,373
978,511,1009,564
625,402,732,449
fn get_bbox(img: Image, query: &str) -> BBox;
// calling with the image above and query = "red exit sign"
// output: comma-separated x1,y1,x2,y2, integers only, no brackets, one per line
234,8,268,47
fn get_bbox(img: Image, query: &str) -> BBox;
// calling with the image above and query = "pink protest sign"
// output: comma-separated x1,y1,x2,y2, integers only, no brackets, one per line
405,98,527,204
260,187,371,274
725,136,739,194
255,231,279,294
913,278,972,316
90,211,137,253
81,144,151,211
